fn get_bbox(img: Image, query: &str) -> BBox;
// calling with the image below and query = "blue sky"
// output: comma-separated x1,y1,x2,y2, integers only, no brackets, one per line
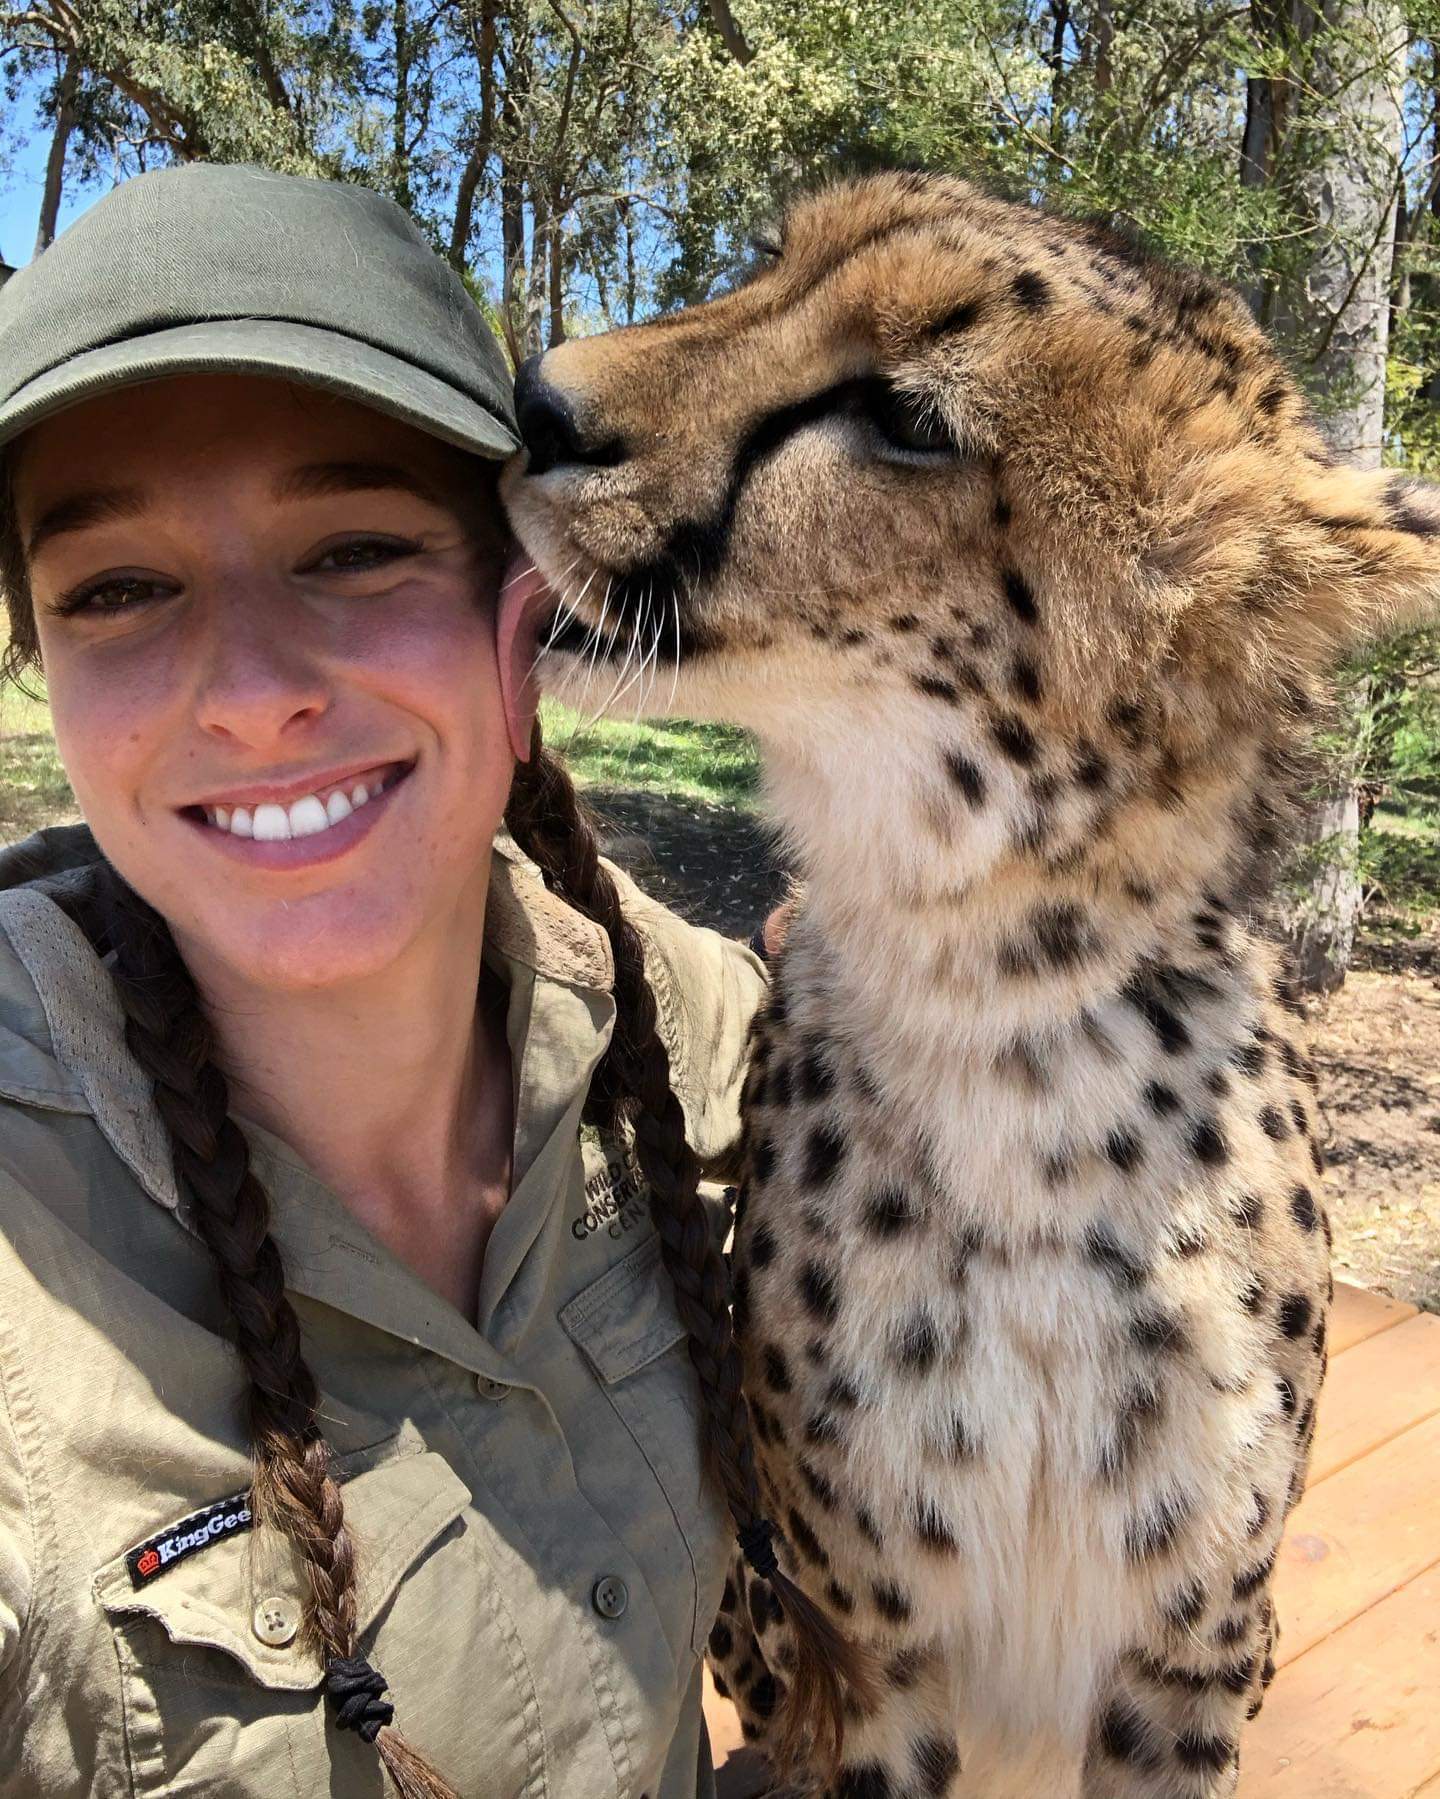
1,92,102,270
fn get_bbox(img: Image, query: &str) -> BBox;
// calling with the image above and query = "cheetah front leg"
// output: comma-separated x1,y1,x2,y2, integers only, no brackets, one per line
707,1550,795,1757
1083,1596,1278,1799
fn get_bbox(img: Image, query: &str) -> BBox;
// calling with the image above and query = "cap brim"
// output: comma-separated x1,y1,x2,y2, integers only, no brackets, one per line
0,317,519,460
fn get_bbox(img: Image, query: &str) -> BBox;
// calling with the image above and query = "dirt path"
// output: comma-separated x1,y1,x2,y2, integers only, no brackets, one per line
590,786,1440,1316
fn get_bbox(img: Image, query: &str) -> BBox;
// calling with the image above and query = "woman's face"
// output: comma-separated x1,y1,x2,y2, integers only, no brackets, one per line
17,373,520,994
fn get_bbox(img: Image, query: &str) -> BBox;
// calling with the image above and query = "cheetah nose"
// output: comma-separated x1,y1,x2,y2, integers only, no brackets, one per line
514,353,625,476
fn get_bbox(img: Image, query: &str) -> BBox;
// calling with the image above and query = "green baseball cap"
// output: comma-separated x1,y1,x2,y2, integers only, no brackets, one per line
0,162,519,459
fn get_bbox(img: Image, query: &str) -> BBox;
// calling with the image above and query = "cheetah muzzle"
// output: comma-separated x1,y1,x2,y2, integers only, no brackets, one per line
503,170,1440,1799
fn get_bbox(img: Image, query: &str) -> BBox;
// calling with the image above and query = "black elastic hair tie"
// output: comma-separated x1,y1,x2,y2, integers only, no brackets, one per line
324,1654,396,1744
737,1517,780,1579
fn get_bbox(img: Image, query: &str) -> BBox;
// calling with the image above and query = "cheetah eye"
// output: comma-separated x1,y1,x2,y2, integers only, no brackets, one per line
859,381,960,457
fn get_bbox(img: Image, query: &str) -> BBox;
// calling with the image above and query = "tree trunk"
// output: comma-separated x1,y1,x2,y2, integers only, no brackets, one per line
34,55,80,257
393,0,413,214
1280,0,1406,992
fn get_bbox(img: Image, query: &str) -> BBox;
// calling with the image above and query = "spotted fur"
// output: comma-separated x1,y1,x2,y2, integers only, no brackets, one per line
504,171,1440,1799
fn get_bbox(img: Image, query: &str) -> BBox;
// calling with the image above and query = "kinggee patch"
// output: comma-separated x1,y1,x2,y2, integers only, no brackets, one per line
125,1490,253,1588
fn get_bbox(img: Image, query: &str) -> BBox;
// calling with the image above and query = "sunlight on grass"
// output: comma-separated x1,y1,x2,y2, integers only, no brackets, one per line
0,660,78,842
539,699,760,809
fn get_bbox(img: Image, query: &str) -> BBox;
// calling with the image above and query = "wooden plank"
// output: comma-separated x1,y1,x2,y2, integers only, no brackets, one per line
1240,1563,1440,1798
1309,1314,1440,1485
1274,1411,1440,1668
1328,1283,1418,1356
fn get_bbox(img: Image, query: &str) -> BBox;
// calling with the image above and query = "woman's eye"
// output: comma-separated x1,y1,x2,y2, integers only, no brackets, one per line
861,382,961,456
311,536,421,573
52,574,170,618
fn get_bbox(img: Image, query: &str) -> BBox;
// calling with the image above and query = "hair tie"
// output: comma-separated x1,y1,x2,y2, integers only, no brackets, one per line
324,1654,396,1744
737,1517,780,1579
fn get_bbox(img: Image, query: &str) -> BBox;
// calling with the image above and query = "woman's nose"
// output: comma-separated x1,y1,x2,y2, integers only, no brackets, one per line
513,353,625,476
191,590,331,747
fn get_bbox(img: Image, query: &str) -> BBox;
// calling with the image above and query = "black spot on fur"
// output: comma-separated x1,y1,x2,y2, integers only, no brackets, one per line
825,1373,860,1410
856,1505,885,1549
1232,1038,1268,1078
1214,1613,1248,1647
1126,1493,1189,1561
1085,1220,1147,1288
1123,976,1191,1054
1290,1184,1318,1230
786,1506,830,1570
762,1343,792,1393
798,1260,841,1324
1239,1275,1266,1315
1012,269,1052,310
709,1619,733,1659
1105,1128,1144,1173
1099,1701,1156,1768
1233,1550,1276,1601
915,1501,959,1554
894,1311,940,1375
1002,568,1040,624
804,1409,843,1447
933,297,983,337
798,1042,836,1101
1102,1382,1162,1482
993,493,1012,528
991,711,1039,763
804,1122,847,1187
914,1734,962,1794
1232,1192,1264,1229
799,1458,838,1512
769,1061,792,1108
916,673,961,704
1277,1374,1298,1419
1259,1105,1289,1141
826,1578,856,1614
1010,656,1043,704
1145,1080,1181,1115
1189,1116,1230,1165
944,749,987,808
749,1220,777,1267
1175,1734,1236,1773
1278,1293,1313,1339
1131,1308,1186,1354
1164,1579,1207,1630
838,1767,894,1799
872,1579,913,1622
747,1672,780,1719
864,1185,922,1236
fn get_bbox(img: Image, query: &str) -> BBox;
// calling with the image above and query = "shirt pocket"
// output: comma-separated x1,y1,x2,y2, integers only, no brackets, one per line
91,1434,479,1798
560,1233,731,1660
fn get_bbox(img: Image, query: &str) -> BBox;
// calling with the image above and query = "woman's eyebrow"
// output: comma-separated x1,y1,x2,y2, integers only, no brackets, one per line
26,485,147,560
273,460,450,509
25,460,451,562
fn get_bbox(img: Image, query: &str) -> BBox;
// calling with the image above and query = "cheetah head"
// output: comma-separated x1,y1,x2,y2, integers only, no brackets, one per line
501,172,1440,896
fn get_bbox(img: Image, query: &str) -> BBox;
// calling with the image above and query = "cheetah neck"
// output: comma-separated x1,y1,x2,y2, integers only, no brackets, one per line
758,723,1285,1229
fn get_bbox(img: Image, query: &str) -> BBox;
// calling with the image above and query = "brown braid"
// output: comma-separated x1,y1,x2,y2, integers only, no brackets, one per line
505,724,873,1771
58,873,459,1799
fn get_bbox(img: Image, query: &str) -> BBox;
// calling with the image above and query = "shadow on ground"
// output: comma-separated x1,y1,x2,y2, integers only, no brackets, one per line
585,784,787,940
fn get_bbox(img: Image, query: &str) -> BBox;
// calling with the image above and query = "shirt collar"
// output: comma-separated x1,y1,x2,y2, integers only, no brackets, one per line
0,832,615,1216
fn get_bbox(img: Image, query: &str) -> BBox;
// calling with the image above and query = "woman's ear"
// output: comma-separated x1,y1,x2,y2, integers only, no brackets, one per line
496,555,548,762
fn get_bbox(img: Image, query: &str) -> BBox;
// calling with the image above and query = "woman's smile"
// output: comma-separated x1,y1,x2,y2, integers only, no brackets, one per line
180,756,416,867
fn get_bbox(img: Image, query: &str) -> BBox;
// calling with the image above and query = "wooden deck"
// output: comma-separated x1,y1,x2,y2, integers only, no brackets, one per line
706,1282,1440,1799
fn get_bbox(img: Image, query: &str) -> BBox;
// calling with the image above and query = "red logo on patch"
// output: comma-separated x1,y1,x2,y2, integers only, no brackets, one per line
136,1549,160,1578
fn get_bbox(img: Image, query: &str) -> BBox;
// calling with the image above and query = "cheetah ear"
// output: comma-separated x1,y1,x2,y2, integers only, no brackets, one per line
1294,464,1440,646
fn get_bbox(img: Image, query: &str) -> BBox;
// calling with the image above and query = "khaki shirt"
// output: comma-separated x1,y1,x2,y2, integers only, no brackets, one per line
0,826,766,1798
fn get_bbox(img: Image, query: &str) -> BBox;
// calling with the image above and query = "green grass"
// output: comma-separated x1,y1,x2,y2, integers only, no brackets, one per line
1361,802,1440,922
0,670,76,842
538,700,760,808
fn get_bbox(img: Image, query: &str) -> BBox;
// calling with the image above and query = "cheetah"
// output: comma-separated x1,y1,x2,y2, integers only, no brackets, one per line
501,172,1440,1798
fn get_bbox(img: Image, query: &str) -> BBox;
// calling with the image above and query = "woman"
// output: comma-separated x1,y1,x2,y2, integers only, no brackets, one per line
0,162,836,1798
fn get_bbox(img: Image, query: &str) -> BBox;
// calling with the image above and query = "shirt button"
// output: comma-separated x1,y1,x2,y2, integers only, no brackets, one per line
252,1595,299,1647
475,1375,510,1400
591,1575,628,1620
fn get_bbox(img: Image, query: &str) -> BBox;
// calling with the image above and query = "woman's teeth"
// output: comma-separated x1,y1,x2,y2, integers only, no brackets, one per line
204,772,395,841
